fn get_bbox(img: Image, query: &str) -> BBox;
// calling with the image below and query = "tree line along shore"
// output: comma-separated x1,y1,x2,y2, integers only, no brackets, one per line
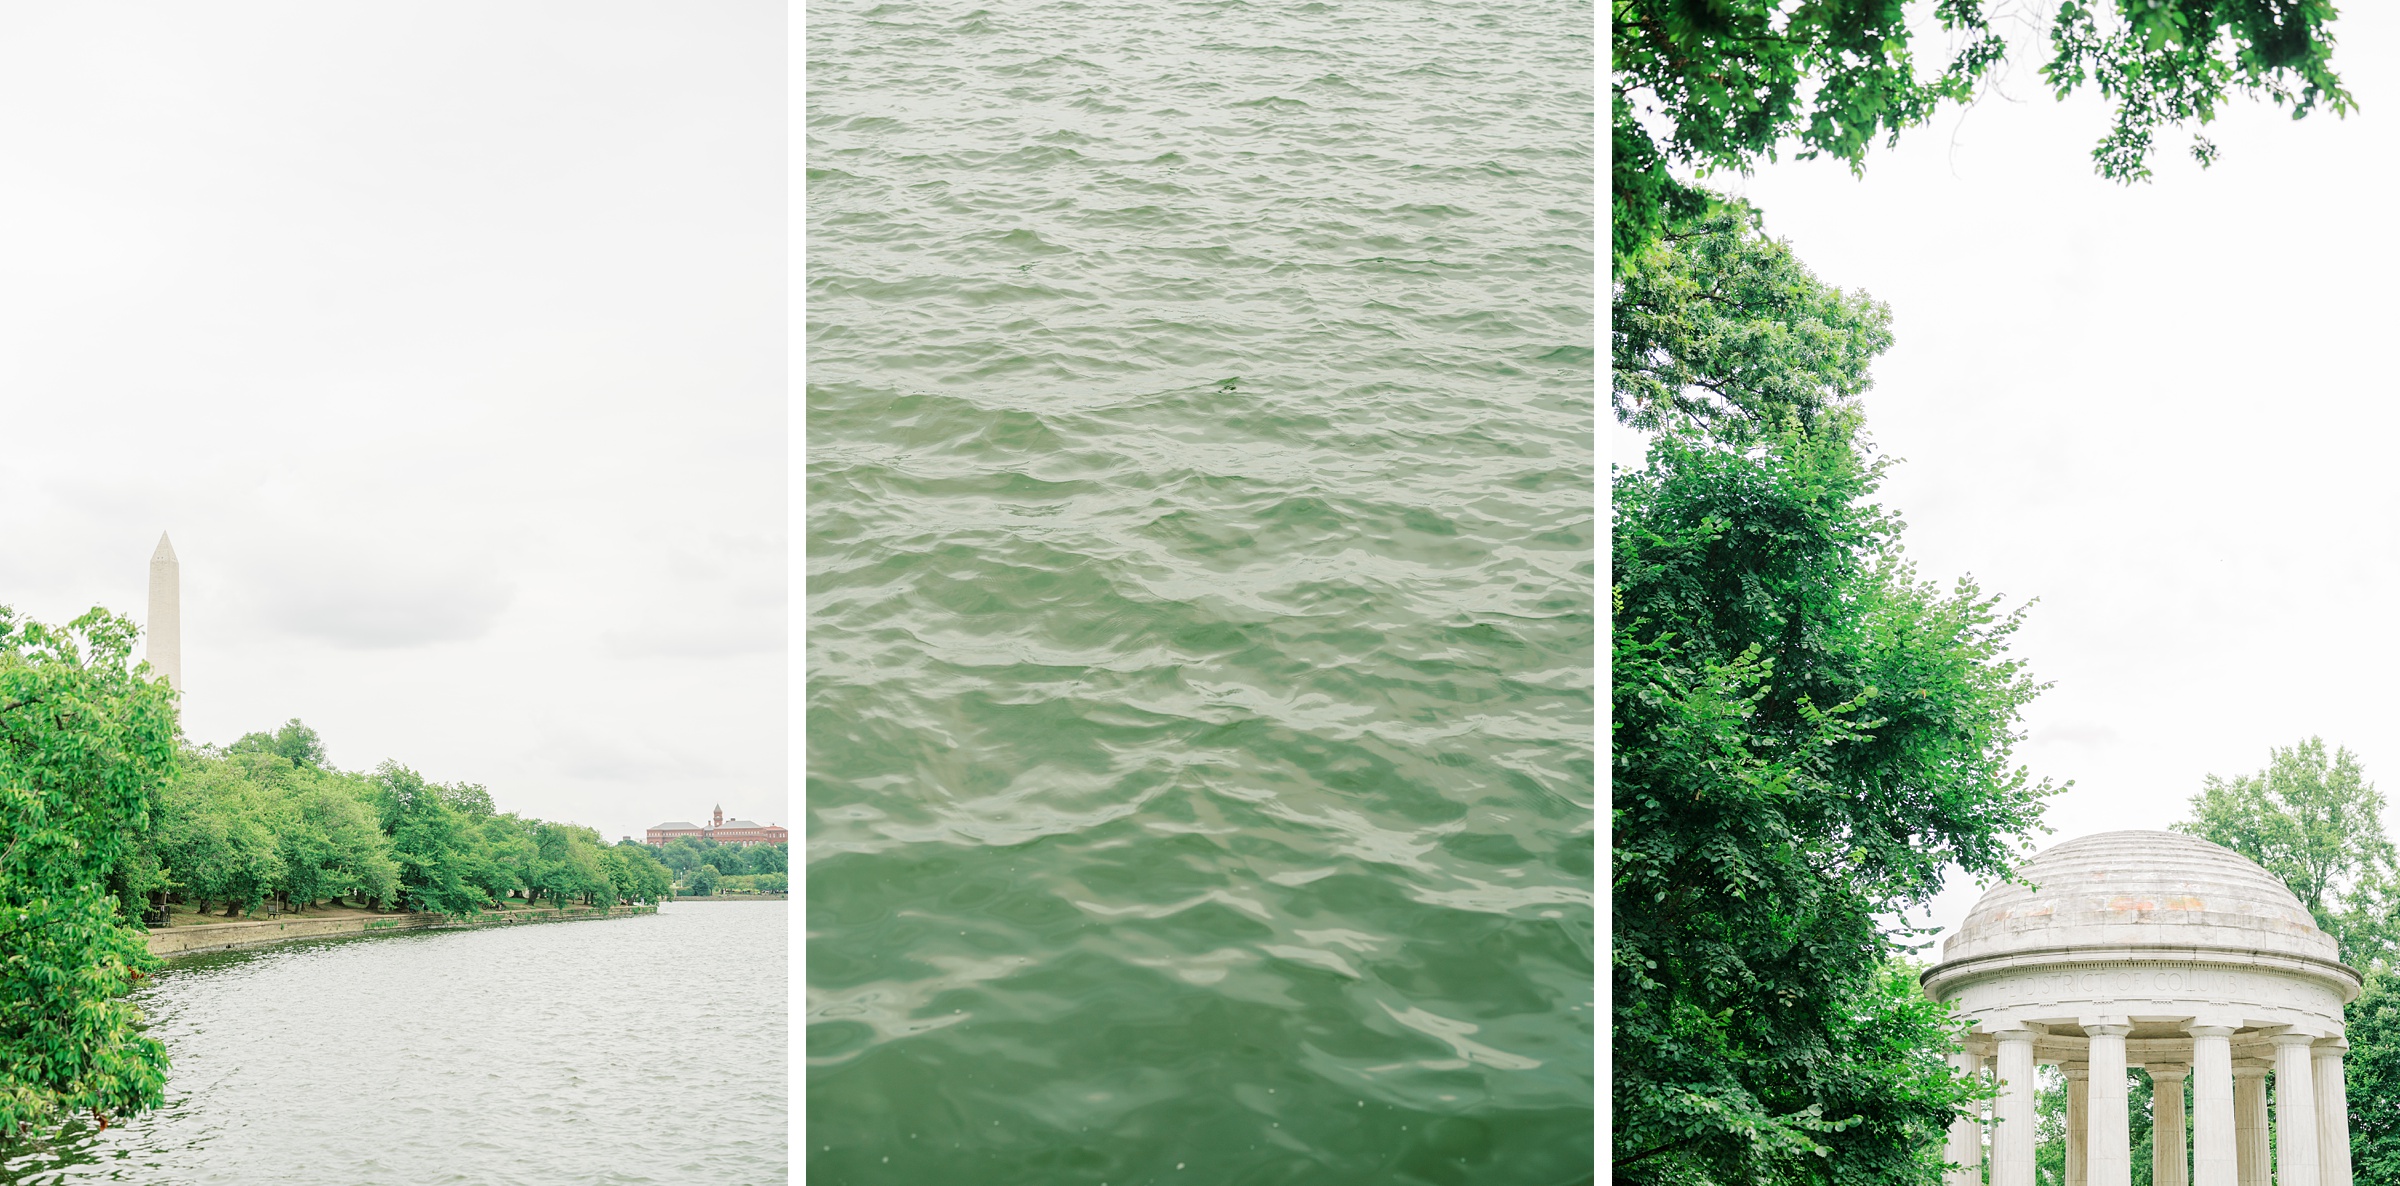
651,834,786,897
130,718,677,922
0,605,768,1145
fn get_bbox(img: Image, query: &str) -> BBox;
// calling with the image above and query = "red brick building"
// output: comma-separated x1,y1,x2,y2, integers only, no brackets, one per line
646,805,788,847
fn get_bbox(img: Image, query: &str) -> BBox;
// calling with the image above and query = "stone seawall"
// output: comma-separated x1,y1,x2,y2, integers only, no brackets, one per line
147,905,658,958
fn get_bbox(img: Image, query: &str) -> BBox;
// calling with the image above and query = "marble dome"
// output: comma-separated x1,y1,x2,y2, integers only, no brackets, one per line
1922,829,2363,1186
1938,829,2341,971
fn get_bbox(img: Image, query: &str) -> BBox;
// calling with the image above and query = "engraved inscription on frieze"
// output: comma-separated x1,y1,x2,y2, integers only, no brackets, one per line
1949,960,2337,1020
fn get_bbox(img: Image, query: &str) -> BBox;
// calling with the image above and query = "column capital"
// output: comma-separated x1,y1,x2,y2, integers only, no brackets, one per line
2233,1062,2271,1078
2313,1036,2350,1055
2186,1024,2238,1039
2147,1064,2191,1079
2270,1031,2321,1049
2064,1062,2092,1080
2085,1022,2135,1038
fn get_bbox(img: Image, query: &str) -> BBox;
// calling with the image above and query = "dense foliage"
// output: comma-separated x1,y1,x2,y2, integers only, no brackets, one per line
129,722,674,918
1612,0,2352,264
2348,968,2400,1186
653,835,786,878
2174,737,2398,969
646,837,788,896
0,608,178,1139
1613,202,1892,440
1613,203,2057,1183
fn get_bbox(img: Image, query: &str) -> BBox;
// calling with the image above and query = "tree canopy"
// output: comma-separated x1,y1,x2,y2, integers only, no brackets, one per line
1612,0,2353,265
1612,194,2056,1184
2345,968,2400,1185
131,730,675,920
227,718,327,769
1613,201,1892,439
0,607,178,1139
2175,737,2399,969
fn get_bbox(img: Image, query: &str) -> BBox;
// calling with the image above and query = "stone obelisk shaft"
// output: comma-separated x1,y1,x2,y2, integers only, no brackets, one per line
147,533,180,690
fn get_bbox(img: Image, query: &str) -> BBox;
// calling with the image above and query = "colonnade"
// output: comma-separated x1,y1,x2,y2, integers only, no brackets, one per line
1943,1031,2352,1186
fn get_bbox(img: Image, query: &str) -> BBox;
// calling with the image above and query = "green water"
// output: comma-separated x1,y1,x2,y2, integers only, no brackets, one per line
3,904,786,1185
805,0,1593,1182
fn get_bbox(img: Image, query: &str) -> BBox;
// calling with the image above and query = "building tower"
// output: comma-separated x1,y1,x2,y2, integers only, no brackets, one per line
713,804,724,829
147,533,180,690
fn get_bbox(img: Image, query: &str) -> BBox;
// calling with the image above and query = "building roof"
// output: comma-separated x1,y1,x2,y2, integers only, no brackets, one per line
651,821,702,831
721,819,771,829
1938,829,2335,968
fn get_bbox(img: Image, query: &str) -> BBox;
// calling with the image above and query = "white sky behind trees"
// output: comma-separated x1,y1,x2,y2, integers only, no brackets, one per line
1614,3,2400,950
0,2,785,845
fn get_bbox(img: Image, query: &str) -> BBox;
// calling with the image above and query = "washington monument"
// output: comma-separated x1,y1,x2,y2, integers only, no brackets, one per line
147,533,179,690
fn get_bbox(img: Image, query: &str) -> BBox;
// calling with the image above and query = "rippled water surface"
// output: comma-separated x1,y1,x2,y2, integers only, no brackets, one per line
2,903,787,1186
806,0,1594,1182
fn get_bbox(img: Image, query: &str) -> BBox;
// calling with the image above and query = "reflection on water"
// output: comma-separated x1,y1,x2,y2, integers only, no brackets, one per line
1,902,786,1186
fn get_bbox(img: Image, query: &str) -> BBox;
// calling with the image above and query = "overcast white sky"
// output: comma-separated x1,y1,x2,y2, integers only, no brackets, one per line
0,2,784,844
1614,4,2400,951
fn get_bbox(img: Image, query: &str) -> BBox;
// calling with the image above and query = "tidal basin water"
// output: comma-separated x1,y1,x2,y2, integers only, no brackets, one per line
806,0,1595,1182
1,902,787,1186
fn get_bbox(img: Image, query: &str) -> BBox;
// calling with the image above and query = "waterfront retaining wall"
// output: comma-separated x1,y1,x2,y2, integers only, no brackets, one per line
147,905,658,957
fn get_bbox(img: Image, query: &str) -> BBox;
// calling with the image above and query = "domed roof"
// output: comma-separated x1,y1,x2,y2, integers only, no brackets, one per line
1937,829,2340,968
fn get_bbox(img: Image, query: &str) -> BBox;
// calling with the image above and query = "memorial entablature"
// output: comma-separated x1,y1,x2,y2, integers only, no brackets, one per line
1922,830,2360,1186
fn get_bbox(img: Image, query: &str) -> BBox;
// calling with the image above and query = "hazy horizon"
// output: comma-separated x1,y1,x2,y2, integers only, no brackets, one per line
0,2,786,845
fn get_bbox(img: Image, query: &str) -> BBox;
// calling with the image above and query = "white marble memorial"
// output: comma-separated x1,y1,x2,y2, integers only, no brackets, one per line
1925,830,2359,1186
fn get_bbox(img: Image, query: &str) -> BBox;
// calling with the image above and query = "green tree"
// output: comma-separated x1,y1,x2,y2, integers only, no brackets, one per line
155,758,286,917
228,718,328,769
600,844,672,905
0,607,178,1139
531,822,613,907
466,813,537,904
1613,243,2057,1179
687,863,720,896
2174,737,2397,968
1614,201,1892,440
750,843,787,875
2346,967,2400,1185
372,763,484,915
440,780,494,818
277,775,396,908
1612,0,2352,264
660,836,707,875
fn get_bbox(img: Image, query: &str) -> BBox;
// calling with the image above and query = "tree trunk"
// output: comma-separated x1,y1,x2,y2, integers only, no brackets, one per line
221,900,240,918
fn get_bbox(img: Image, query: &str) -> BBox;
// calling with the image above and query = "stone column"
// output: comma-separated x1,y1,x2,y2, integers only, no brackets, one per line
2316,1040,2353,1186
2190,1027,2237,1186
2150,1064,2190,1186
2236,1062,2272,1186
2067,1063,2091,1186
2274,1034,2321,1186
2087,1026,2133,1186
1946,1047,1984,1186
1993,1030,2040,1186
